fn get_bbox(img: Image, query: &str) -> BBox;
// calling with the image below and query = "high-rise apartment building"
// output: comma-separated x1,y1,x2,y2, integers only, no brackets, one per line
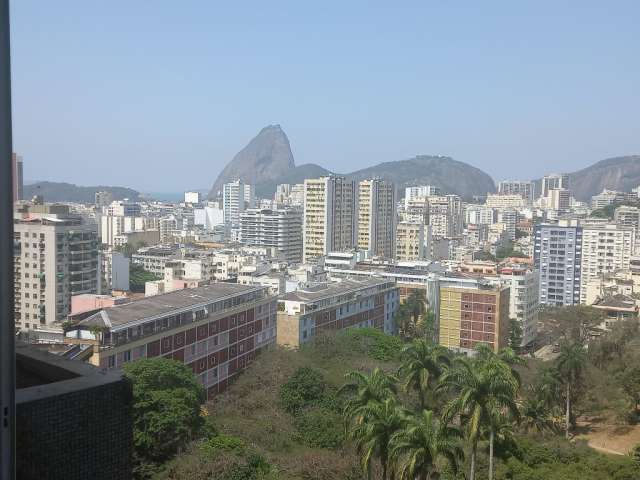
357,179,396,259
548,188,571,213
94,191,113,209
427,195,462,238
614,205,640,229
500,266,539,347
223,180,255,226
303,176,357,262
466,205,497,225
497,209,518,241
579,224,635,303
541,174,569,198
497,180,534,202
106,200,141,217
12,152,23,203
534,222,583,306
438,277,510,354
239,208,303,263
396,221,425,261
404,185,440,209
14,203,100,331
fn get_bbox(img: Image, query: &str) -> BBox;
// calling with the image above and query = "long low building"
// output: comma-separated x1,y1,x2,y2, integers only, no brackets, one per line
277,277,399,348
67,283,277,399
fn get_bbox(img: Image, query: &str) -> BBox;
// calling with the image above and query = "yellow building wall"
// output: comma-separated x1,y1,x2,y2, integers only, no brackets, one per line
439,288,461,350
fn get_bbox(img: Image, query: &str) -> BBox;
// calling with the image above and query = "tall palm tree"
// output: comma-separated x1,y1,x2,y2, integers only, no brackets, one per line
348,398,409,480
390,409,462,480
519,396,557,436
534,366,563,411
555,342,587,439
438,355,519,480
399,339,450,409
341,368,399,424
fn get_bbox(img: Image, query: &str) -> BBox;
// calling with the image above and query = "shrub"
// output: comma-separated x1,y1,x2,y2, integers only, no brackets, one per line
293,408,344,449
279,367,328,413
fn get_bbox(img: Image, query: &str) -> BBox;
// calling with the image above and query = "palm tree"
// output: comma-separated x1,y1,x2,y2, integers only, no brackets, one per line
390,409,462,480
348,398,409,480
519,396,557,435
341,368,399,424
399,339,450,409
534,366,562,411
438,355,519,480
555,342,587,439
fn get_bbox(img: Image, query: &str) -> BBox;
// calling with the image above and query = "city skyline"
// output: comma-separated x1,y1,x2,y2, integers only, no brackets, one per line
10,1,640,191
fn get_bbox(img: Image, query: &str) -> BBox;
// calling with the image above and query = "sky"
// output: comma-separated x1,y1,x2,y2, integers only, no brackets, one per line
10,1,640,192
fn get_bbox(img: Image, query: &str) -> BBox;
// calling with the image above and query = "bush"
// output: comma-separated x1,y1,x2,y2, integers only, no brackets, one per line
293,408,344,449
201,434,246,457
279,367,328,413
343,327,403,361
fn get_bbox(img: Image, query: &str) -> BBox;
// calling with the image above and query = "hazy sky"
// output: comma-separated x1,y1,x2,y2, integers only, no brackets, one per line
10,1,640,192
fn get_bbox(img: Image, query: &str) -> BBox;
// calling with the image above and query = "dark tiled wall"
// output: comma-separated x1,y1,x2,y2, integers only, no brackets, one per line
17,378,133,480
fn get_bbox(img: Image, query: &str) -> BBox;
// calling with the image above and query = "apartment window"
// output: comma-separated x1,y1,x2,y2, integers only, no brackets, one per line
108,355,116,368
123,350,131,362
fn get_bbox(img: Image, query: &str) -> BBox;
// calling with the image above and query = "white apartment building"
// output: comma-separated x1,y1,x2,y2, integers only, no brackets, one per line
396,221,425,261
497,180,535,202
497,209,518,241
580,224,635,304
223,180,255,226
591,189,635,209
404,185,440,209
500,267,539,347
358,179,396,259
428,195,462,238
303,176,357,262
466,205,497,225
614,205,640,229
184,191,201,204
132,245,180,277
105,200,141,217
548,188,571,213
275,183,304,206
14,204,100,331
541,174,569,199
194,204,225,230
239,208,303,263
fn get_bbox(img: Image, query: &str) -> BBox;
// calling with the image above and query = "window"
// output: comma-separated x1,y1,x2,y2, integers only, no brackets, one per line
123,350,131,362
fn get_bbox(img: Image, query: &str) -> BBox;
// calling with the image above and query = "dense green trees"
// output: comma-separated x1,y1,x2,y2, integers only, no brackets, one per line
130,263,160,292
123,358,207,478
342,340,522,480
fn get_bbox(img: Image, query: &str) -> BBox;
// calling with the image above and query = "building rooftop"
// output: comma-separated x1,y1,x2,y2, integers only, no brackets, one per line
78,283,263,329
592,294,638,311
280,277,391,304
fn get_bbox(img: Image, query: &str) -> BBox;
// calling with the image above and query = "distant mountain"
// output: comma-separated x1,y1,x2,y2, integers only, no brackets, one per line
209,124,295,198
254,163,331,198
23,182,141,203
346,155,495,200
565,155,640,201
209,125,495,200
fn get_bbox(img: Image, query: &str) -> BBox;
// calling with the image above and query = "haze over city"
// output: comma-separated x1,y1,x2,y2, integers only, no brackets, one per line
10,1,640,191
